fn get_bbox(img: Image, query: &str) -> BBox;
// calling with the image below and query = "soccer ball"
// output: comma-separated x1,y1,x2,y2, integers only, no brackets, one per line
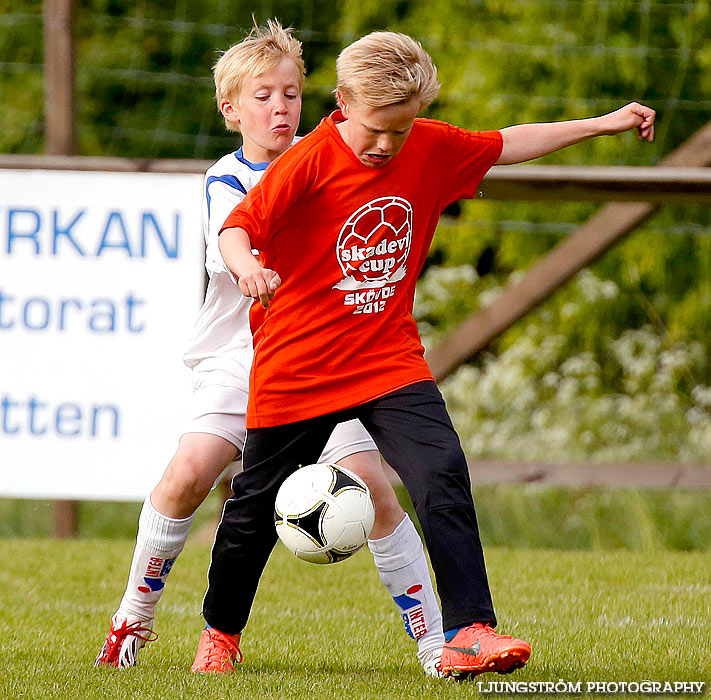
274,463,375,564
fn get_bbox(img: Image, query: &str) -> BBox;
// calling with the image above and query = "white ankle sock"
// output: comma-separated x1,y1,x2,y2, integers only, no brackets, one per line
368,515,444,666
117,496,194,621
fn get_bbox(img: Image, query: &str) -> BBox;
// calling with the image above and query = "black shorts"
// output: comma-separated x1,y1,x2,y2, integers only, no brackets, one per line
203,380,496,633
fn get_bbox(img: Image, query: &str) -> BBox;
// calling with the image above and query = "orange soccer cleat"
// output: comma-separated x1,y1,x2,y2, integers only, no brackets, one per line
441,623,531,680
191,627,243,673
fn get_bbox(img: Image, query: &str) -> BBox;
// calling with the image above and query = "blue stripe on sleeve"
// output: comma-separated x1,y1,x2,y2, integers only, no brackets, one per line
206,175,247,219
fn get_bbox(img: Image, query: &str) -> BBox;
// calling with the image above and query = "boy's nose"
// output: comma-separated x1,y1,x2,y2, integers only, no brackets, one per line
376,134,393,152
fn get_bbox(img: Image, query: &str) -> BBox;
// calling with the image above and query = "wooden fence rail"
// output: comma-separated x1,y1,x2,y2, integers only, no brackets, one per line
2,154,711,203
383,461,711,490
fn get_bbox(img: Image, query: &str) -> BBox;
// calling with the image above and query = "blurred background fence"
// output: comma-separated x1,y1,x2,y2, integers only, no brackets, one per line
2,0,711,544
4,1,711,158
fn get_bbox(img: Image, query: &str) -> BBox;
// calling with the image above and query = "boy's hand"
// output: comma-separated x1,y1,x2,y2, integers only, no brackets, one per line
237,267,281,308
601,102,656,142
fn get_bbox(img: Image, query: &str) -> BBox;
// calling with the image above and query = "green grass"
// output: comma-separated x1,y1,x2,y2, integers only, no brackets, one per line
0,538,708,700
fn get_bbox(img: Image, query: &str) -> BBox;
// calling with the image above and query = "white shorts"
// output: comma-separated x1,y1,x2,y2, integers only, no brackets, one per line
182,353,377,463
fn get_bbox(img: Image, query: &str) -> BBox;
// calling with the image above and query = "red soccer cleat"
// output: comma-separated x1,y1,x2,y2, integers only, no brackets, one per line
191,627,243,673
441,623,531,680
95,614,158,668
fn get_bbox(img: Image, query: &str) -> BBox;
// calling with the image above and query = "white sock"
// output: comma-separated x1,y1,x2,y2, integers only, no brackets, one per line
117,496,194,622
368,515,445,667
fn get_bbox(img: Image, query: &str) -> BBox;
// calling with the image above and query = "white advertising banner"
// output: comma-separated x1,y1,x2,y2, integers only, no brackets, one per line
0,169,205,501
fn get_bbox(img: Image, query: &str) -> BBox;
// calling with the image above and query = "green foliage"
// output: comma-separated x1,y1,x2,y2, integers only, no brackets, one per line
0,3,44,153
1,0,343,157
74,0,342,158
7,0,709,158
417,268,711,463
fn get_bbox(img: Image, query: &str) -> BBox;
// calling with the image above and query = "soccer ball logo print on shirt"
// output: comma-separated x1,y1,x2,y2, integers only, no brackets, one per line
333,196,412,291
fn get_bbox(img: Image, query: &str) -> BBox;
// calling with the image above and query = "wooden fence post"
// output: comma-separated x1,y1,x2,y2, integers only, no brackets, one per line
44,0,79,536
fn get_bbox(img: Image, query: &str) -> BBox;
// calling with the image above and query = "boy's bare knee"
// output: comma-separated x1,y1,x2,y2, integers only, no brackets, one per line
163,457,211,498
337,451,405,538
152,440,234,517
153,464,211,517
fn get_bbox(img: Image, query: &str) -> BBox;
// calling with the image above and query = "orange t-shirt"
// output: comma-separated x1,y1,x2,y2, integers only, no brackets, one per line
222,111,502,428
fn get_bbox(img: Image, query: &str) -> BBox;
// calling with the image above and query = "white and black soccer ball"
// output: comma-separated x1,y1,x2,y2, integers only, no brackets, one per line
274,463,375,564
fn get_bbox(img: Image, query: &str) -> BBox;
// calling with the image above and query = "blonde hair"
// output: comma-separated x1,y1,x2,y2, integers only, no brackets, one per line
336,31,440,110
213,19,305,132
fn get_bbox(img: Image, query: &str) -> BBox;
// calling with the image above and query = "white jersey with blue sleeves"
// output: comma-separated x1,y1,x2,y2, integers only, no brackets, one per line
180,142,377,459
182,148,270,368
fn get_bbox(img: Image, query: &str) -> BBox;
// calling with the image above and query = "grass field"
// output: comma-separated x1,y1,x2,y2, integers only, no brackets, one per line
0,535,708,700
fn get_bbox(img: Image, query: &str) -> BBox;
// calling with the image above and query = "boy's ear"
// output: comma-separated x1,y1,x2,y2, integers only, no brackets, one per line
220,98,240,127
336,90,349,117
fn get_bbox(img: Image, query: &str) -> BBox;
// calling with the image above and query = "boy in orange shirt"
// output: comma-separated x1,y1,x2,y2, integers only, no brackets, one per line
96,22,444,677
194,31,655,679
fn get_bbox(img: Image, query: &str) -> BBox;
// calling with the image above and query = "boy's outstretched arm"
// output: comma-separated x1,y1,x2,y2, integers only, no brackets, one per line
218,226,281,308
496,102,655,165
